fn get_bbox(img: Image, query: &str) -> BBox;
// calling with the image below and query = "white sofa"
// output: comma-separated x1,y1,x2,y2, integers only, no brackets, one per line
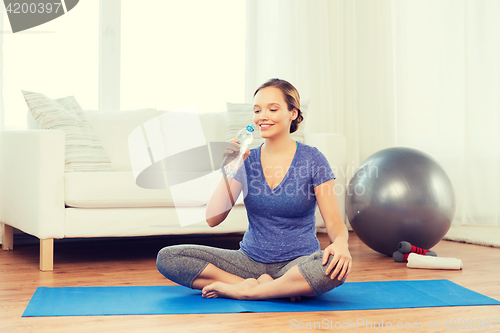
0,109,347,271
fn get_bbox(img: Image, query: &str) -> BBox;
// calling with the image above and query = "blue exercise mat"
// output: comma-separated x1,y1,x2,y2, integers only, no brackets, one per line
22,279,500,317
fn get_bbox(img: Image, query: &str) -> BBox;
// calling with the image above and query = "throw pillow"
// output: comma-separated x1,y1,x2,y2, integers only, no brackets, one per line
225,100,308,149
22,90,113,172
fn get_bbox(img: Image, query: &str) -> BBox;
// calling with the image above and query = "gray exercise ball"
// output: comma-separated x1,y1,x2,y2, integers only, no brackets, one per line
345,147,455,256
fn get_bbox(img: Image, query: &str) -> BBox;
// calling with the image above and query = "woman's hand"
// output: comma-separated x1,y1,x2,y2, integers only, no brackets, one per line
322,238,352,280
222,139,250,165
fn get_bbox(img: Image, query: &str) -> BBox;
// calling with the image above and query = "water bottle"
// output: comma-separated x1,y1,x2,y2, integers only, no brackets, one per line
222,124,255,177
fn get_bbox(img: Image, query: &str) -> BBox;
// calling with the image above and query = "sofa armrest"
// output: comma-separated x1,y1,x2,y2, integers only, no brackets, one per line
0,130,65,239
304,133,347,227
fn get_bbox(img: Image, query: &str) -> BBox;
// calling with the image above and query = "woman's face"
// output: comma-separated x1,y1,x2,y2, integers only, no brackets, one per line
253,86,297,140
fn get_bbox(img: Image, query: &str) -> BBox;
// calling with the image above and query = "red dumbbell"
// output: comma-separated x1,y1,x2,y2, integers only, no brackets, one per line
393,241,437,262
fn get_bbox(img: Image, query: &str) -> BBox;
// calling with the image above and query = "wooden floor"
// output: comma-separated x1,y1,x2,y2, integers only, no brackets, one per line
1,231,499,333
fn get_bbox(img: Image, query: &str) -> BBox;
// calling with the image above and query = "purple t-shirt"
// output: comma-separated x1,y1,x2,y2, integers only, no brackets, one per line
234,141,335,263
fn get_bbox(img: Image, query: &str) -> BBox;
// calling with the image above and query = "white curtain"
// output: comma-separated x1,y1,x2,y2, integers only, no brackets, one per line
0,7,3,243
0,9,4,130
246,0,500,242
246,0,360,176
356,0,500,232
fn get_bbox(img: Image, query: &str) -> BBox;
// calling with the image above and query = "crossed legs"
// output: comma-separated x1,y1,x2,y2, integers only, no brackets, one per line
157,245,344,301
179,256,314,300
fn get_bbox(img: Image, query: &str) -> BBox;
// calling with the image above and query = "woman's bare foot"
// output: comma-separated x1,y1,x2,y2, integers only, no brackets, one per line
202,278,259,300
202,266,314,301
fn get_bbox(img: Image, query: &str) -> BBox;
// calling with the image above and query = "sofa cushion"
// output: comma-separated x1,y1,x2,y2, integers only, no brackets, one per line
198,111,227,143
64,171,206,208
225,100,308,148
22,90,113,172
64,206,249,237
85,109,228,171
85,109,160,171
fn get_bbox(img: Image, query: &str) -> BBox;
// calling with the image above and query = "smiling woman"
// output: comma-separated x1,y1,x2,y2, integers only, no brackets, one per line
156,78,352,301
252,78,304,137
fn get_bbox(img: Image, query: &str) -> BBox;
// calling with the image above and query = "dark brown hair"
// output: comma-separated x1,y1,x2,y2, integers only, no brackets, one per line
253,78,303,133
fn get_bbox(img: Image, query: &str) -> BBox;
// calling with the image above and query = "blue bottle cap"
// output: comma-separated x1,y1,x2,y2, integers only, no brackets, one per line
246,124,255,132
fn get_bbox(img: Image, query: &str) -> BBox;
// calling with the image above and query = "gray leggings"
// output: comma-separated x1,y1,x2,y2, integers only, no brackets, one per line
156,245,346,297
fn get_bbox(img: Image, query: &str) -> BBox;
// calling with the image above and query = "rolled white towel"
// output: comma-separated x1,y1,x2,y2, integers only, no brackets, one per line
407,253,463,270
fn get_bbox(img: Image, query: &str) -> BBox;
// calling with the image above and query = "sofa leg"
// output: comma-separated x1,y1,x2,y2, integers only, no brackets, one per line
40,238,54,271
2,223,14,251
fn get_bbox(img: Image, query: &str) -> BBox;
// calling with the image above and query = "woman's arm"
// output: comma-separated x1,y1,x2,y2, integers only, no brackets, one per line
314,179,352,280
205,140,249,227
205,175,243,227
